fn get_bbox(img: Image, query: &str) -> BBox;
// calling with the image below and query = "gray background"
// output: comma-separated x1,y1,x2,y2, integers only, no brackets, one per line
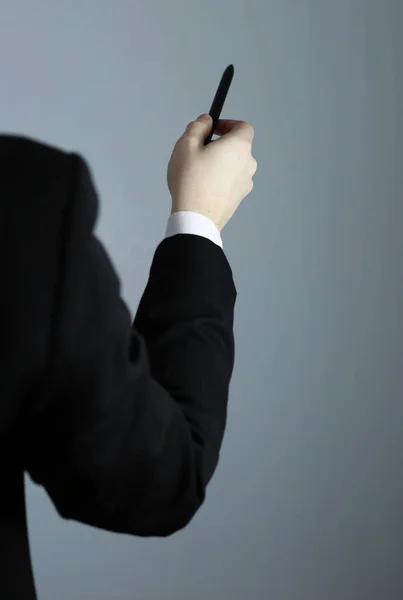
1,0,402,598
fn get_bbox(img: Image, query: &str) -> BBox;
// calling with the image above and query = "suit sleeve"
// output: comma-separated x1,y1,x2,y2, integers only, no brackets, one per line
24,153,237,537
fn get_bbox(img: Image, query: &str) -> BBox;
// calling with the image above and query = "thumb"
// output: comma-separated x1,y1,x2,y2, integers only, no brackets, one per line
184,114,213,146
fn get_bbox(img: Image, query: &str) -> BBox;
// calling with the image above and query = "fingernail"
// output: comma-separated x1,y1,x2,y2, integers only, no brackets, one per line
198,114,210,120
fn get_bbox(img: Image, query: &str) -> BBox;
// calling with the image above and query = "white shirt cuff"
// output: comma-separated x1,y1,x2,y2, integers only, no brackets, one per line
165,211,223,249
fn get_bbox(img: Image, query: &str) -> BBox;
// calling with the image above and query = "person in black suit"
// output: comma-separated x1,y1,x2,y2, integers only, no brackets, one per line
0,114,257,599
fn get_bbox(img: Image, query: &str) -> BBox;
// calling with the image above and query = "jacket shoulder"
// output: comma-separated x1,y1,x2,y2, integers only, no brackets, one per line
0,134,70,162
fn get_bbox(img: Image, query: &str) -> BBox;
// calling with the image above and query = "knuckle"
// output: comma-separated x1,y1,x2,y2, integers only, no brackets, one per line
182,121,202,140
240,122,254,137
182,124,194,138
239,139,252,153
187,120,201,133
181,132,195,145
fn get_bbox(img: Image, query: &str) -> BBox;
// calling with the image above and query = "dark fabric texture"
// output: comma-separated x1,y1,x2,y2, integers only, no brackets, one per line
0,135,236,599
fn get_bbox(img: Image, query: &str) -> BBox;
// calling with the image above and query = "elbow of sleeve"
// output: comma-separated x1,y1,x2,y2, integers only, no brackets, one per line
133,445,222,537
156,491,205,537
43,433,219,538
49,487,205,537
126,476,207,538
145,444,222,537
125,435,219,538
52,464,208,538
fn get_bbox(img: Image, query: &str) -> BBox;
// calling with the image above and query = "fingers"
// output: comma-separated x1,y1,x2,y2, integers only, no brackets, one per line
181,114,213,145
176,116,255,158
179,116,254,147
214,120,255,142
213,119,244,135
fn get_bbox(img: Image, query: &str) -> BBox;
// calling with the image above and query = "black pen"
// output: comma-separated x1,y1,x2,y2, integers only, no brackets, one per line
204,64,235,146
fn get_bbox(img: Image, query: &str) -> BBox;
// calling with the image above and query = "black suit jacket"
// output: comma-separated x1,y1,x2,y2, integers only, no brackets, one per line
0,135,236,599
